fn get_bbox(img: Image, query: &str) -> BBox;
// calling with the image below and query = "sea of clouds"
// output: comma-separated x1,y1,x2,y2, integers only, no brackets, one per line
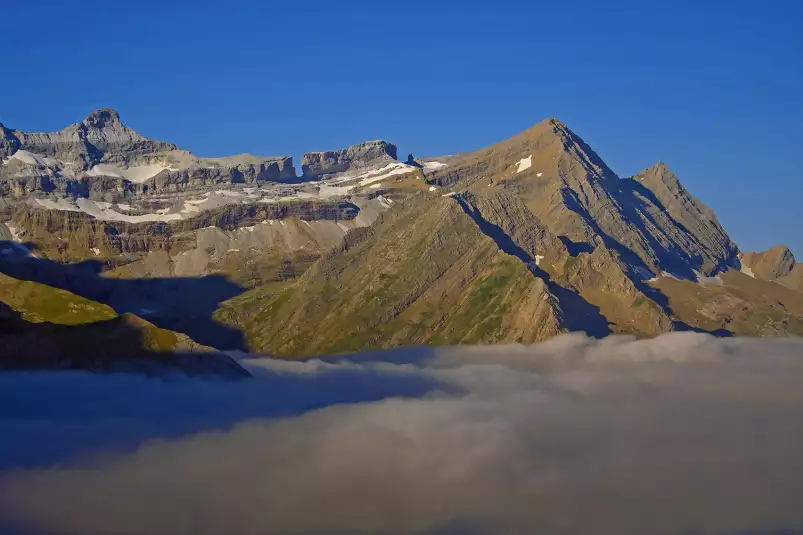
1,332,802,534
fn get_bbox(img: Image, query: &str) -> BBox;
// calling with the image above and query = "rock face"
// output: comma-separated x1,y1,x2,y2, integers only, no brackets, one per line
301,140,398,178
427,118,739,278
629,162,737,273
740,245,796,280
3,108,177,169
0,109,297,197
3,199,361,261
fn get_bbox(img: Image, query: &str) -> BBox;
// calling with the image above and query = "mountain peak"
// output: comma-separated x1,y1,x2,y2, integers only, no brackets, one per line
83,108,122,128
652,161,670,172
636,161,681,188
740,245,795,280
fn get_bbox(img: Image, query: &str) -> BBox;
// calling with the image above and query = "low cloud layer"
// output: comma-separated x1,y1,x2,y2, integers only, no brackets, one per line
1,333,803,534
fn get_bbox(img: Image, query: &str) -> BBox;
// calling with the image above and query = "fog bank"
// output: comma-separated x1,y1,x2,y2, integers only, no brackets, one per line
1,332,802,534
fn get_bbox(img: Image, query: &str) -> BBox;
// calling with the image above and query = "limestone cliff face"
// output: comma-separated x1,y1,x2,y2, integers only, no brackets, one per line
0,109,296,197
0,161,297,200
3,108,177,169
139,160,296,195
4,200,359,261
301,140,398,178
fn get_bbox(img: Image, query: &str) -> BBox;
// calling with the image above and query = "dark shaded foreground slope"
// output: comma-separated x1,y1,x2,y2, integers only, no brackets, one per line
0,241,247,350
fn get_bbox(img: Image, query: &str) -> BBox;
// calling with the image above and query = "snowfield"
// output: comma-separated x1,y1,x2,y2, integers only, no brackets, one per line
516,155,532,173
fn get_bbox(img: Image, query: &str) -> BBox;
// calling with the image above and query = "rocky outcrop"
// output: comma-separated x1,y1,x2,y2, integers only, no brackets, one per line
301,140,398,178
4,108,177,169
740,245,796,280
139,159,296,195
0,109,296,197
3,200,360,260
0,161,297,200
0,123,21,160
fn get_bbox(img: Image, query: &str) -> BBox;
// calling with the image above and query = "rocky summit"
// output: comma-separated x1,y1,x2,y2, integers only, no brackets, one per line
1,110,801,369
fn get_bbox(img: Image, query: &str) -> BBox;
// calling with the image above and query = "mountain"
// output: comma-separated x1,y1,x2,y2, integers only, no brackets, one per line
0,275,248,378
2,110,802,363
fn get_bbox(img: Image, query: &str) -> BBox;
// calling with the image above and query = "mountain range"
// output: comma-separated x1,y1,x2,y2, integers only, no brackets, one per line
1,109,800,373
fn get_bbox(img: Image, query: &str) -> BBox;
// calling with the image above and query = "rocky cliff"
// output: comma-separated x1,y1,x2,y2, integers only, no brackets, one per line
2,109,177,168
0,109,297,198
3,199,360,261
301,140,398,178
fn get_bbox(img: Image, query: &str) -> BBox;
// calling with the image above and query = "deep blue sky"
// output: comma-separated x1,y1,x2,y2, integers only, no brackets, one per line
3,0,801,255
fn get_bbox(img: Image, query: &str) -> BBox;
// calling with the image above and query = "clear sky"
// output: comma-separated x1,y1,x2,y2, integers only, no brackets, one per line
3,0,801,255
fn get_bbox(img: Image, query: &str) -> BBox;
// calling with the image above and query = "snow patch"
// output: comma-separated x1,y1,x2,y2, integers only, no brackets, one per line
357,163,416,187
91,247,101,256
36,197,185,223
516,155,532,173
428,186,438,192
442,192,457,197
423,161,448,170
534,255,545,266
10,150,48,167
87,164,169,183
536,172,543,177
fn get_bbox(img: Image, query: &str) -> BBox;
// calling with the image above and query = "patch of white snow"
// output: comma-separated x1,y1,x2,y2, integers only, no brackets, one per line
87,164,169,183
10,150,48,167
423,161,448,170
516,155,532,173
